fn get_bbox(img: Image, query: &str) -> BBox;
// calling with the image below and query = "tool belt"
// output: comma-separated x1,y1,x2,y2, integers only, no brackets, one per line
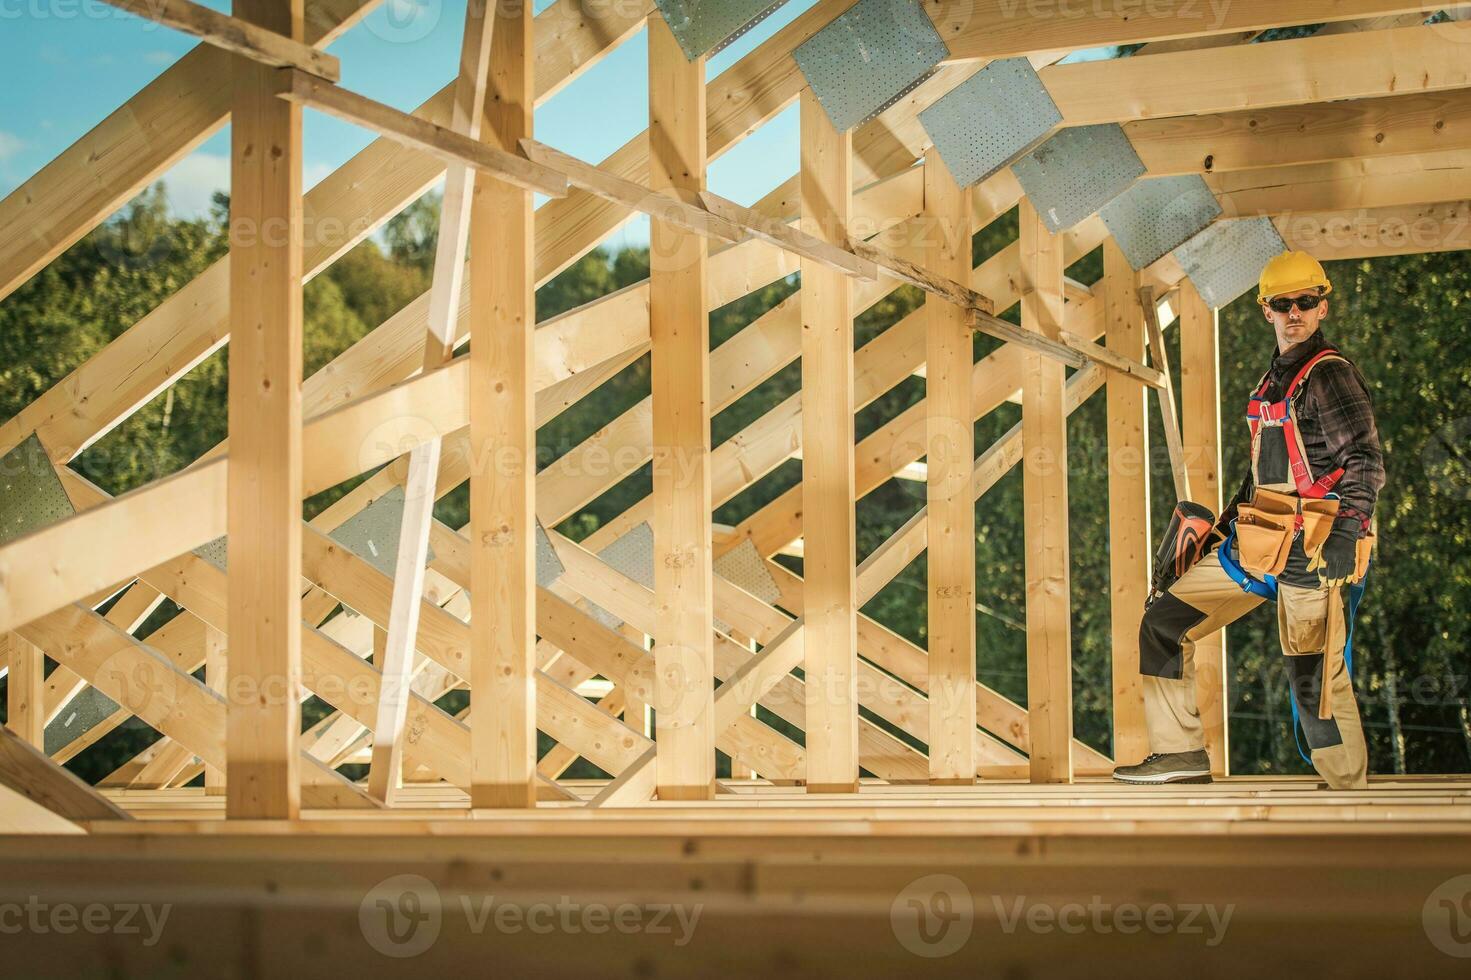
1233,487,1359,579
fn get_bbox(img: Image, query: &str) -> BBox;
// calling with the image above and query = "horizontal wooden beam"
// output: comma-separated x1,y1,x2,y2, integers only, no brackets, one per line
930,0,1439,63
698,191,878,280
99,0,340,79
520,138,743,244
280,71,566,197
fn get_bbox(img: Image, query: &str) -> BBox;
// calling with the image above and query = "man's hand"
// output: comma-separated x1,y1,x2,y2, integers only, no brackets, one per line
1308,525,1358,589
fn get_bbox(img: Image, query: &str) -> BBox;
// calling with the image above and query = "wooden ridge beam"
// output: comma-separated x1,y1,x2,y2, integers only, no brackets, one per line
1277,198,1471,258
98,0,340,79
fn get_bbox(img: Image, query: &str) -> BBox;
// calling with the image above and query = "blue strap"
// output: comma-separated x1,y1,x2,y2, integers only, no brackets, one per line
1218,525,1368,766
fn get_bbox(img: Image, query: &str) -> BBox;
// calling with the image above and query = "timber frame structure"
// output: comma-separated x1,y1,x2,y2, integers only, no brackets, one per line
2,0,1471,971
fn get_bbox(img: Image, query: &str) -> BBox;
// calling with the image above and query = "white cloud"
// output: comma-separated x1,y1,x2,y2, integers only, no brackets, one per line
0,131,24,163
155,151,230,219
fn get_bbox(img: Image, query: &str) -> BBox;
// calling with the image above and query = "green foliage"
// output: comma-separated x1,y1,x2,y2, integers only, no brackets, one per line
4,185,1470,783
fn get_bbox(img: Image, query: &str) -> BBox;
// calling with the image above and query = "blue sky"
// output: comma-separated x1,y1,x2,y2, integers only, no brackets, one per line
0,0,1112,251
0,0,828,251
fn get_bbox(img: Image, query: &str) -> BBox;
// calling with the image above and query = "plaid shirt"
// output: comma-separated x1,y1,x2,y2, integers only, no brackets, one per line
1219,326,1385,538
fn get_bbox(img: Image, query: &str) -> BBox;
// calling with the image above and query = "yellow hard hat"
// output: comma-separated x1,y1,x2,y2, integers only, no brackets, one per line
1257,250,1332,303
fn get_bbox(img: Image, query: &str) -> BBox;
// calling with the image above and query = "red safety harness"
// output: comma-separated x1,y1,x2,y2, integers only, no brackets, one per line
1245,348,1346,500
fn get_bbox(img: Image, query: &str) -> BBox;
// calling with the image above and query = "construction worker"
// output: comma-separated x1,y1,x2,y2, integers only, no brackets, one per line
1113,250,1385,788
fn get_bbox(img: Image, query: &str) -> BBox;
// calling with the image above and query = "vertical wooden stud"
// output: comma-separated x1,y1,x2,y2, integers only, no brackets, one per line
227,0,304,820
924,148,976,785
1103,240,1150,765
800,89,858,794
1018,199,1073,784
649,13,715,801
469,0,536,809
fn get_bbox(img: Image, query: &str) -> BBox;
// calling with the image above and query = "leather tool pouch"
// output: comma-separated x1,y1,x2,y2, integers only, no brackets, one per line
1236,487,1297,578
1299,496,1342,560
1355,530,1376,582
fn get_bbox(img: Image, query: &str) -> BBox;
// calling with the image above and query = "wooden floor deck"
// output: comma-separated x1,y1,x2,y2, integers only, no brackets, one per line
5,778,1468,975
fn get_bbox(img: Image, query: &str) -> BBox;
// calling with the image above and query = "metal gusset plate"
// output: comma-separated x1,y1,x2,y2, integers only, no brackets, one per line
793,0,950,133
585,523,774,636
1010,123,1145,233
0,433,76,546
1100,174,1223,272
45,685,123,757
655,0,793,61
534,520,565,589
1172,216,1288,309
919,58,1062,189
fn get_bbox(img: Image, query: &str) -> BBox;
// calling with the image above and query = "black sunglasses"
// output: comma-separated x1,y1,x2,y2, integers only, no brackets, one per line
1265,294,1324,314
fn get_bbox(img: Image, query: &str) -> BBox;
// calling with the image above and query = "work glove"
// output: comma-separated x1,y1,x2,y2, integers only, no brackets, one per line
1308,525,1358,589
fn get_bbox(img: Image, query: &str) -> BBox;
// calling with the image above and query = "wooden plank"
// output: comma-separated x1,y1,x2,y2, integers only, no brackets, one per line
648,14,715,802
1140,284,1193,502
698,191,878,280
1103,241,1150,767
227,0,305,821
922,148,976,786
5,634,45,748
468,0,537,810
1018,200,1073,784
799,88,859,794
370,0,496,809
1044,21,1471,127
1179,276,1228,778
520,139,743,244
0,725,129,821
1278,199,1471,259
931,0,1439,62
204,625,226,796
98,0,340,79
280,71,566,197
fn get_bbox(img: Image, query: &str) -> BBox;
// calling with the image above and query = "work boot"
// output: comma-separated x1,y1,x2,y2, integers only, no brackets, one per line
1112,750,1213,785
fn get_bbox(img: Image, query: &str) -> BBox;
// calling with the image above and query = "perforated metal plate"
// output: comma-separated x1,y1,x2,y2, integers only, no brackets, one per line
534,520,565,589
0,433,76,546
1100,174,1223,272
1172,216,1287,309
1010,124,1145,233
655,0,792,60
45,685,123,756
918,58,1062,189
586,522,769,635
713,537,781,607
793,0,949,133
